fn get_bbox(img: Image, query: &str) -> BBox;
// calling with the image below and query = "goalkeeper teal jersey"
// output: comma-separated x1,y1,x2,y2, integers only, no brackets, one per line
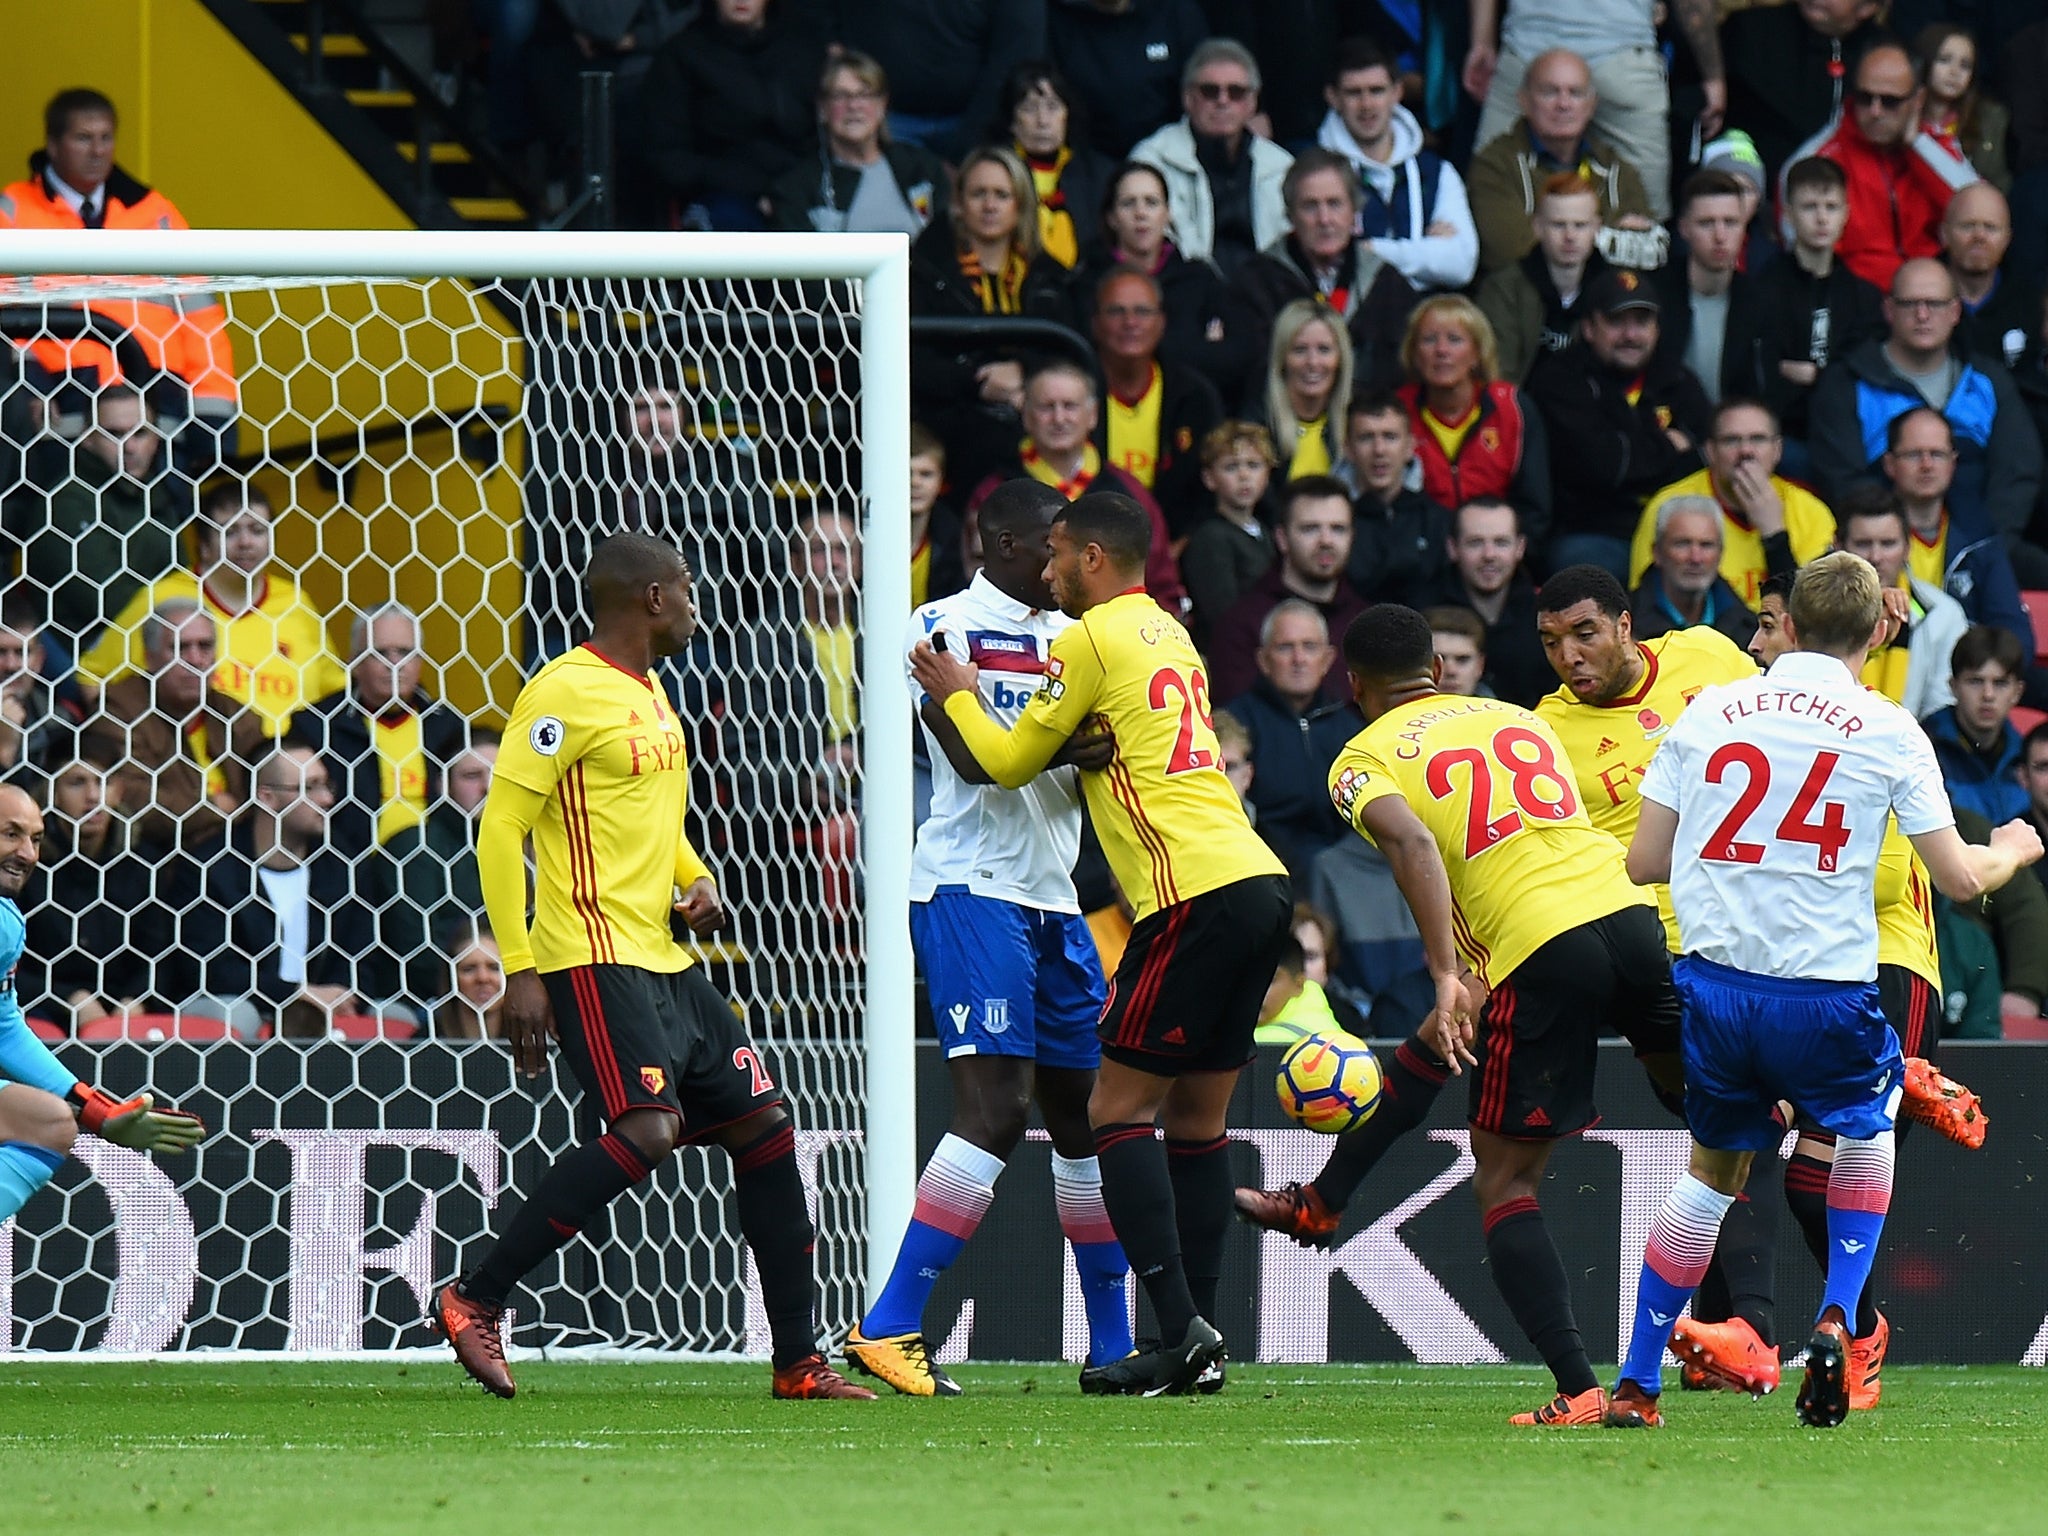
0,897,75,1097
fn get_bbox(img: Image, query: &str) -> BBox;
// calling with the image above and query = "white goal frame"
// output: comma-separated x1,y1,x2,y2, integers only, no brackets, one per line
0,228,917,1308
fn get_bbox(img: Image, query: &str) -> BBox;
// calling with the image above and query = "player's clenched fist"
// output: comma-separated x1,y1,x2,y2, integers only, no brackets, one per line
1991,819,2046,870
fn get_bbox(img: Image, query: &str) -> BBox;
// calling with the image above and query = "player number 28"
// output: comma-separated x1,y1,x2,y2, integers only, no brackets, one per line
1147,665,1217,776
1700,743,1852,870
1424,726,1578,858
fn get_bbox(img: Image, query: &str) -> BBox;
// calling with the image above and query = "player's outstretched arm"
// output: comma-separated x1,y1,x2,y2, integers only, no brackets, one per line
476,780,557,1078
1627,800,1678,886
1356,796,1477,1072
1909,820,2047,904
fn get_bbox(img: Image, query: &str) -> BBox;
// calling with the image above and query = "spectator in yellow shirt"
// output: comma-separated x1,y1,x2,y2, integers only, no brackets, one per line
77,478,344,735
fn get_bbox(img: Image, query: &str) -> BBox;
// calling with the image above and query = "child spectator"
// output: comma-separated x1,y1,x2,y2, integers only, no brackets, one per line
1212,707,1255,811
1180,421,1276,642
1925,624,2032,823
909,423,965,607
1917,24,2010,190
1424,605,1491,698
1757,157,1885,454
1288,900,1369,1035
1476,171,1606,383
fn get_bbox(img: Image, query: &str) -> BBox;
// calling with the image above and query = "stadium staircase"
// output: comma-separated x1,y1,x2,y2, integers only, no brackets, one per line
199,0,539,229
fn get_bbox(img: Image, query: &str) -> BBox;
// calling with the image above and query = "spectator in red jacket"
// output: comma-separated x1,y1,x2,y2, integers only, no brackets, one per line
1801,38,1978,291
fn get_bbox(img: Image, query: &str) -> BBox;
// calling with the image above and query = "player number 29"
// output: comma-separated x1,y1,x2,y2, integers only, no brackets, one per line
1424,726,1578,858
1700,743,1852,871
1147,665,1217,776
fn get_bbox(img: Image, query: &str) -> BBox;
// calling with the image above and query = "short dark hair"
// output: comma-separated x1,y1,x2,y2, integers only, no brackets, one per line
2024,719,2048,762
1677,168,1748,216
1100,159,1171,230
1711,395,1779,437
1884,405,1953,455
978,477,1066,542
1535,564,1629,620
0,588,45,636
45,88,115,141
1784,156,1847,200
1838,483,1908,538
1423,605,1487,649
1270,928,1306,978
1757,569,1796,607
1342,604,1435,680
585,532,684,615
1451,496,1519,539
1058,491,1152,570
1950,623,2025,681
1281,475,1354,527
1328,35,1394,89
194,478,273,541
1346,386,1408,427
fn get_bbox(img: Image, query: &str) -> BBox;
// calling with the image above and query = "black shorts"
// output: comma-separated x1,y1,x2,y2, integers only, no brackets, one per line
1472,904,1677,1140
1878,963,1940,1060
545,964,781,1139
1098,873,1293,1074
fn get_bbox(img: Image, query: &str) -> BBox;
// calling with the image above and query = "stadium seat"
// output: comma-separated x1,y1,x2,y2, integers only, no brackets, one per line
76,1014,235,1043
2011,706,2048,739
2003,1004,2048,1042
26,1017,65,1042
329,1013,419,1041
2024,591,2048,661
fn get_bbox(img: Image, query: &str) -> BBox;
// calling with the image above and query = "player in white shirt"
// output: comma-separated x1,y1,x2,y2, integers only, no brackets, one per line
1607,552,2043,1430
844,480,1134,1398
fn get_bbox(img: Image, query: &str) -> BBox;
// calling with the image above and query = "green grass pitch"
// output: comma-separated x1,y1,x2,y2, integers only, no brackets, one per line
4,1362,2045,1534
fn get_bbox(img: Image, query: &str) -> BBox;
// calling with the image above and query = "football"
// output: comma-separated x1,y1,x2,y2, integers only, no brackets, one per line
1276,1030,1384,1134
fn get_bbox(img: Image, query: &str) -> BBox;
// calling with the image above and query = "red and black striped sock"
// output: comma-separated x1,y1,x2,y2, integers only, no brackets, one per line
1310,1035,1449,1212
1165,1134,1233,1323
1483,1196,1598,1397
1096,1121,1198,1341
463,1132,655,1306
731,1121,822,1370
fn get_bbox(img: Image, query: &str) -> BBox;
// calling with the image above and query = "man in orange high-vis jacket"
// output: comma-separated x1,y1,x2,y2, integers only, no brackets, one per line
0,88,238,426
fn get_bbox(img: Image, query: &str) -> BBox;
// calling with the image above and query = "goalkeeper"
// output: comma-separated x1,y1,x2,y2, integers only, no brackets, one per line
0,783,205,1227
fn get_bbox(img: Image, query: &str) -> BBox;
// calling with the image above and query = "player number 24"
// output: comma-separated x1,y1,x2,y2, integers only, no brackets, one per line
1424,726,1578,858
1701,743,1852,871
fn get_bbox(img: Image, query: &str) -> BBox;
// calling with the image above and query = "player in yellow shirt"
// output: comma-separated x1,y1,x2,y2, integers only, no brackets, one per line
77,480,344,735
1533,566,1760,950
432,532,871,1405
910,490,1291,1396
1235,604,1681,1427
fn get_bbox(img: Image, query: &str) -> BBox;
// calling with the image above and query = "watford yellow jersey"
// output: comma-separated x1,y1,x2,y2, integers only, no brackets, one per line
1874,820,1942,989
1536,626,1757,948
943,589,1283,920
1629,470,1838,609
80,570,346,735
1328,694,1649,989
495,645,710,975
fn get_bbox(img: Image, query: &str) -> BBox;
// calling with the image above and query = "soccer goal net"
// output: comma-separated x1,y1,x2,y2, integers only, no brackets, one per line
0,230,913,1357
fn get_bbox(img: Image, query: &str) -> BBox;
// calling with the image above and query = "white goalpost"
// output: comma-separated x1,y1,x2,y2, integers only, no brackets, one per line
0,229,915,1356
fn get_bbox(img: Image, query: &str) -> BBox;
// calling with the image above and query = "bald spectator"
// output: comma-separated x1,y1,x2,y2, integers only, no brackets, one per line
1130,38,1294,280
284,604,473,860
1469,2,1727,225
1809,258,2042,552
1465,49,1664,276
6,384,178,654
1227,149,1421,394
967,361,1185,609
1722,0,1885,185
1804,38,1978,293
1411,498,1550,708
1208,476,1367,708
80,600,264,852
1090,268,1222,537
1839,487,1967,719
1879,406,2032,657
1944,183,2040,370
1222,600,1358,883
0,89,237,443
1628,495,1758,648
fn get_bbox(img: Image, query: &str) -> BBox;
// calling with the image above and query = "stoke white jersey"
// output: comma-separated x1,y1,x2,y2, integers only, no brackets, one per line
1639,650,1954,982
909,574,1083,911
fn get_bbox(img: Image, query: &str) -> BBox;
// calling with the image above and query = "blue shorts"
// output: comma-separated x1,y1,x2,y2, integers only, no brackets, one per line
912,888,1106,1070
1674,954,1905,1151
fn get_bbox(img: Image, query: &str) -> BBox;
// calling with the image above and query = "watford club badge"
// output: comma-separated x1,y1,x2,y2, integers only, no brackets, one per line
641,1066,667,1096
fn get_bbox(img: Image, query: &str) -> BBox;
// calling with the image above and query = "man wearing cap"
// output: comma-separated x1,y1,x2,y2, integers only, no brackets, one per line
1652,168,1768,403
1698,130,1774,275
1525,266,1715,579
